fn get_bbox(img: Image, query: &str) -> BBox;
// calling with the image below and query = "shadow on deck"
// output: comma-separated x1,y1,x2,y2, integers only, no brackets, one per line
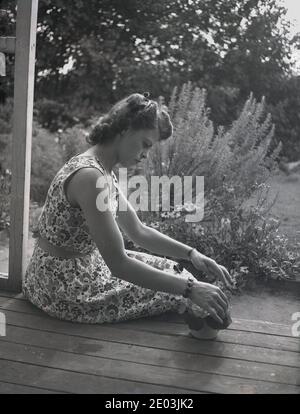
0,290,299,394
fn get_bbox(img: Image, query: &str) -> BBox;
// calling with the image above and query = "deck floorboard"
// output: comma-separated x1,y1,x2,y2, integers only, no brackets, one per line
0,291,299,394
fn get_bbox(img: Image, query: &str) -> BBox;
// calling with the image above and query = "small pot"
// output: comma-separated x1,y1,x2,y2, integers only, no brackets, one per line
183,309,232,340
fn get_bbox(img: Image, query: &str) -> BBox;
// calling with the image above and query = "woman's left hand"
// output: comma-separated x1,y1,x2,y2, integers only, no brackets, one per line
190,249,234,289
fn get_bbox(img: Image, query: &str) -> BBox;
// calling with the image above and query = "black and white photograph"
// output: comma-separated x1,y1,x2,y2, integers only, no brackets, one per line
0,0,299,396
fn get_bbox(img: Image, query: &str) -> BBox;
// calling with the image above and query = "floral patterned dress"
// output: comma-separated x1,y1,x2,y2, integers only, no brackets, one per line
23,154,209,324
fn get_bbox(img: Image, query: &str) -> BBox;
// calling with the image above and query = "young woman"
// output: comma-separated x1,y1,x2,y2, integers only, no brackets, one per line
24,93,233,339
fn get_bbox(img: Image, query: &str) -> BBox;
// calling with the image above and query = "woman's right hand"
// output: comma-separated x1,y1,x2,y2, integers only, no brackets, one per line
189,280,229,324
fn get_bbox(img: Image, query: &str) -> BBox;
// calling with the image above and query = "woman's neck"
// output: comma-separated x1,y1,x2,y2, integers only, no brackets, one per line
85,145,118,173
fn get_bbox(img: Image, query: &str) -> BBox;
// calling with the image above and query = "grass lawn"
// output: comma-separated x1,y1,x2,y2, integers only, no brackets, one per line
265,171,300,249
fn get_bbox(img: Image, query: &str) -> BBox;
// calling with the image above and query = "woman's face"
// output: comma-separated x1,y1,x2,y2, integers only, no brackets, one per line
117,128,159,167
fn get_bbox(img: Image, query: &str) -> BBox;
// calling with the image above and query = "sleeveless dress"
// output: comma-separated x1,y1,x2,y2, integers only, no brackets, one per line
23,154,209,324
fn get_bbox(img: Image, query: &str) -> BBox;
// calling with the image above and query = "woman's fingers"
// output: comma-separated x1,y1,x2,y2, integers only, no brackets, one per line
191,281,230,323
219,265,235,287
206,259,234,291
207,259,227,284
208,308,224,325
212,301,226,319
215,285,229,304
215,292,228,312
192,255,231,289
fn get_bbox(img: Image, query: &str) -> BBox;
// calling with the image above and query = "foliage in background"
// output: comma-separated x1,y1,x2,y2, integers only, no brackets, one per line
30,123,65,203
0,79,298,286
144,83,281,203
127,84,299,287
130,204,299,290
0,99,13,231
0,98,13,175
0,170,11,231
1,0,300,159
0,119,89,230
58,124,89,163
30,122,91,203
35,99,80,132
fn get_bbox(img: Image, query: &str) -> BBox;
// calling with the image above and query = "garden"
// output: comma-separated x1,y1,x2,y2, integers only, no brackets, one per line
0,82,299,324
0,0,299,323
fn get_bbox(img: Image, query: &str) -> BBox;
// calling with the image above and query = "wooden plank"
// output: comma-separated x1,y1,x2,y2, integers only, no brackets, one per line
0,37,16,54
131,313,295,338
1,319,300,386
0,291,296,338
0,304,299,354
0,292,296,338
0,291,24,300
0,380,60,394
0,360,197,395
4,0,39,292
2,323,299,385
115,318,295,339
1,306,299,368
230,318,296,337
0,340,298,394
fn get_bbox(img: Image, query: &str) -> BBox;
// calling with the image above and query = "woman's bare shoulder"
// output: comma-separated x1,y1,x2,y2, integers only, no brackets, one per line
65,167,104,207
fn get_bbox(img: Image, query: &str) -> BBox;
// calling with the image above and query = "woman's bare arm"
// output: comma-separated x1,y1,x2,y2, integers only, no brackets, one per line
68,168,188,295
67,168,229,323
115,189,233,289
116,189,192,260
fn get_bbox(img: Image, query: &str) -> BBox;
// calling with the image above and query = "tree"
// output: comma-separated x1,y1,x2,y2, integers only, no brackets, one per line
1,0,299,158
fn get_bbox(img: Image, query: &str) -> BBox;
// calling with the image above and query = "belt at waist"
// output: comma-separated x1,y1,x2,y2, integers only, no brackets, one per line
37,237,88,259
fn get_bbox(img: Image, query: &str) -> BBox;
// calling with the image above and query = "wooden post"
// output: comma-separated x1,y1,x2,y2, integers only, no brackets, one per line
0,0,39,292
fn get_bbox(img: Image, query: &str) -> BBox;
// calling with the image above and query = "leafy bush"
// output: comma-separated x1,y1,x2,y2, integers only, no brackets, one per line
135,201,299,291
35,98,97,133
0,118,90,209
0,100,65,206
30,123,65,203
0,98,14,175
0,97,13,135
58,124,89,163
0,119,89,228
30,122,90,202
35,99,80,132
144,82,281,200
132,83,299,288
0,170,11,231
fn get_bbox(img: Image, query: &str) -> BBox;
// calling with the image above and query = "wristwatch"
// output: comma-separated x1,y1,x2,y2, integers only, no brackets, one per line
183,276,195,299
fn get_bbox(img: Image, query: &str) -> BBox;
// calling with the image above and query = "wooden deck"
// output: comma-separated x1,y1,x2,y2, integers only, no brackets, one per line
0,290,299,394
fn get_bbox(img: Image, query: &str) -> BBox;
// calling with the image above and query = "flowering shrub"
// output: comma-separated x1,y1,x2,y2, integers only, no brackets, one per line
128,83,299,289
124,201,299,291
143,82,281,201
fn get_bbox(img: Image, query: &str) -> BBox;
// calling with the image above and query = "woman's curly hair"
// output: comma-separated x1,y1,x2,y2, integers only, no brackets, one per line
87,93,173,145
